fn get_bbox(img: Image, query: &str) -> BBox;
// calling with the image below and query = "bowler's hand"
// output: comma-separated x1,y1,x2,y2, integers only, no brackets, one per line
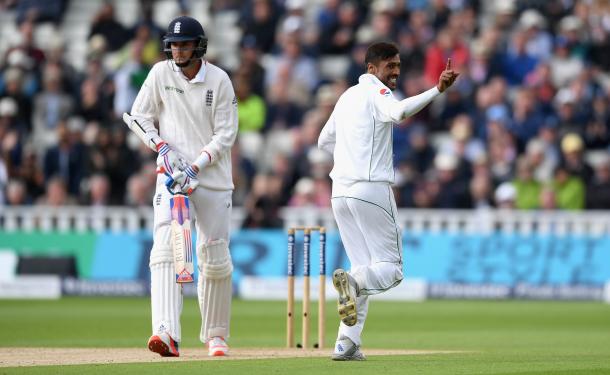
437,58,460,93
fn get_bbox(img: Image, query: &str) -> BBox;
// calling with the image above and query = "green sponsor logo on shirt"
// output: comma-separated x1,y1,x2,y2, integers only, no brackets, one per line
165,86,184,94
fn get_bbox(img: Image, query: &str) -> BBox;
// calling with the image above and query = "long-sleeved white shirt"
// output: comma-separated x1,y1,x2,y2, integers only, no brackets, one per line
318,73,440,185
131,60,238,190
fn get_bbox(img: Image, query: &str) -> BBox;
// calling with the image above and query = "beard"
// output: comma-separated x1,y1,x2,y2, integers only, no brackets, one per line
383,75,398,90
175,59,191,68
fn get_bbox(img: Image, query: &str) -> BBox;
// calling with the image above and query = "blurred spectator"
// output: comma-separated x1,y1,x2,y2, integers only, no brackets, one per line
424,27,469,86
4,20,46,68
512,156,542,210
15,0,66,25
88,2,131,52
551,164,585,210
397,27,425,74
549,36,583,88
19,149,45,200
503,30,538,86
265,33,319,108
42,119,85,196
585,94,610,149
525,138,558,183
289,177,321,207
0,97,24,176
508,88,546,147
5,178,29,205
235,35,266,97
0,68,32,131
518,9,552,61
239,0,280,54
433,153,471,209
36,175,75,206
235,75,266,133
31,64,74,150
242,173,283,228
539,186,557,210
0,157,6,204
469,173,493,209
494,181,516,209
319,1,359,55
586,155,610,209
560,133,594,184
345,41,369,86
113,40,149,118
87,126,140,204
125,172,152,207
83,173,111,206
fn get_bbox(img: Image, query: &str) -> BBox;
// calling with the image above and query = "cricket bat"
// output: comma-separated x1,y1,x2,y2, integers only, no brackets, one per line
170,194,194,283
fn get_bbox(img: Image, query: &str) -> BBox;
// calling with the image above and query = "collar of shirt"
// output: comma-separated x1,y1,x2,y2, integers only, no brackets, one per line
177,59,207,83
358,73,389,90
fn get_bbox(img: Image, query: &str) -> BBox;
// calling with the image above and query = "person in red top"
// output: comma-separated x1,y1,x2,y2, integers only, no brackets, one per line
424,27,469,86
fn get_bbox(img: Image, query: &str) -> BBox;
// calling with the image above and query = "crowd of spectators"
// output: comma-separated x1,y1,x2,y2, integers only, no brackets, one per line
0,0,609,228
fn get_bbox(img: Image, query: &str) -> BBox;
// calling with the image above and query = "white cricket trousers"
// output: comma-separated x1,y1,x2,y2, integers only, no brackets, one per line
331,180,404,345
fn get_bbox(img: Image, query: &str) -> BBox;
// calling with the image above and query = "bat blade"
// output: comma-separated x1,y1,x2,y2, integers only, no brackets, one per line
170,195,194,283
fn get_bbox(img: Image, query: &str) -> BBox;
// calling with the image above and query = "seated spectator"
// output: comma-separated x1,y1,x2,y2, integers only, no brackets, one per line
525,138,557,183
0,67,32,131
265,33,319,109
242,173,284,228
549,36,583,88
319,1,359,55
235,75,266,133
433,153,471,209
586,155,610,209
494,181,516,209
560,133,594,184
236,35,266,97
469,173,493,210
539,185,557,210
503,30,538,86
36,175,75,206
424,27,468,86
5,178,29,205
512,156,542,210
43,120,85,196
551,164,585,210
125,173,152,207
84,173,111,206
88,2,131,52
239,0,279,54
31,64,74,150
508,88,546,148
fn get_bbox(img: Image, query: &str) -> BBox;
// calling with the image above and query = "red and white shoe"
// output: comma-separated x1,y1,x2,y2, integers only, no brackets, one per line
207,336,229,357
148,332,180,357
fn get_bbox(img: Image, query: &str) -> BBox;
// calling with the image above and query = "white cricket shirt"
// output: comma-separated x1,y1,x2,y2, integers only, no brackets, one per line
131,59,238,190
318,73,440,186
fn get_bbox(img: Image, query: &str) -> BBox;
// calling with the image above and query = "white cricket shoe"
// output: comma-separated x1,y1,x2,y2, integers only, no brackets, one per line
332,268,358,326
331,336,366,361
208,336,229,357
148,332,180,357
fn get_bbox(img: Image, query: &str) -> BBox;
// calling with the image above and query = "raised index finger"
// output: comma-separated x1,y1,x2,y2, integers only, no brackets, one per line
446,58,452,71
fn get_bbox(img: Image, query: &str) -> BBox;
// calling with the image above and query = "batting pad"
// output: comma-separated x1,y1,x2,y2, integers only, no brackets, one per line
197,240,232,342
150,249,183,342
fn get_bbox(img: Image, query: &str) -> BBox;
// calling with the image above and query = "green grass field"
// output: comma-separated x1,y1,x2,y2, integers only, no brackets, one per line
1,298,609,374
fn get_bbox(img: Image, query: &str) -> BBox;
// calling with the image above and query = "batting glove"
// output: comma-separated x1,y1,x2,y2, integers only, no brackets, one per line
165,165,199,195
156,142,188,175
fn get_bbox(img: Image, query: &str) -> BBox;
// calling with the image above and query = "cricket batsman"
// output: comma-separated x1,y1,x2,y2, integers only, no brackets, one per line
318,42,458,360
123,15,237,357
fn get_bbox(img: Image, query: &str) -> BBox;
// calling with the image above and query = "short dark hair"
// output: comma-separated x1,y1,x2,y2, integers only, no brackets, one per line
365,42,399,66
